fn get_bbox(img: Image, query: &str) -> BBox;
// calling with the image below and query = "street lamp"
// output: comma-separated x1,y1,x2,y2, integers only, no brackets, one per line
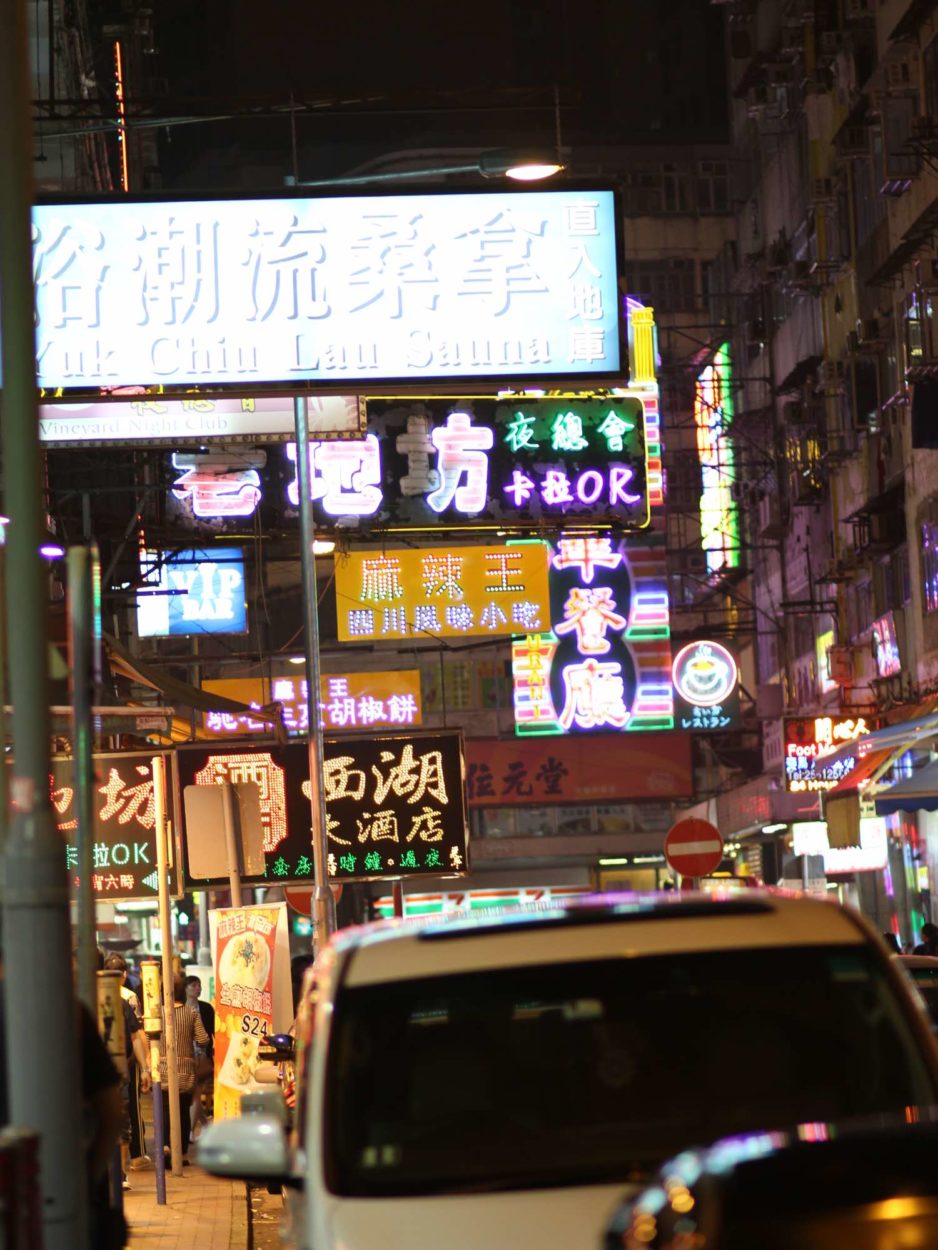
290,147,564,954
288,146,565,189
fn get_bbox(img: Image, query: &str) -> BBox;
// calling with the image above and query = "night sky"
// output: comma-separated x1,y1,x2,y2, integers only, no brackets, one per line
150,0,728,190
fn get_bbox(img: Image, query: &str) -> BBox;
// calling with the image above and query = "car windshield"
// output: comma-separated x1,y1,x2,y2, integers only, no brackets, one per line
324,945,937,1196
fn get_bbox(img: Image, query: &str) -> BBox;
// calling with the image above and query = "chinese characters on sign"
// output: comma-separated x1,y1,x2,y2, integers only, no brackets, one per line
209,904,291,1120
288,395,652,529
671,639,741,732
695,344,740,576
322,732,468,881
201,671,423,736
783,715,872,793
335,544,550,643
136,547,247,638
53,752,178,899
463,734,693,805
33,190,621,392
511,535,672,735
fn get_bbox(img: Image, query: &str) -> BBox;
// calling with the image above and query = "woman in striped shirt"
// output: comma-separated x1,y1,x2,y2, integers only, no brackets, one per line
159,978,209,1161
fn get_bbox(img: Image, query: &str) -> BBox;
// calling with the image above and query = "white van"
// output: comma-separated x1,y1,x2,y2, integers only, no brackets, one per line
198,892,938,1250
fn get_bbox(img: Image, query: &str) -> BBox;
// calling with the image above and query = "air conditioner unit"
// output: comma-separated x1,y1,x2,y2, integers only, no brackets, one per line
818,359,847,390
758,493,787,539
812,177,836,203
858,317,883,345
674,550,709,576
839,124,870,157
885,59,916,91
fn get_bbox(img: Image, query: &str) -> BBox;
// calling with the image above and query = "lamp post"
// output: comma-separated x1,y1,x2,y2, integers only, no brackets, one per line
286,147,564,955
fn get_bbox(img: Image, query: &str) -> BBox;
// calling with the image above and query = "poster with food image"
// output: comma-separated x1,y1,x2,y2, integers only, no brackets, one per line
209,903,291,1119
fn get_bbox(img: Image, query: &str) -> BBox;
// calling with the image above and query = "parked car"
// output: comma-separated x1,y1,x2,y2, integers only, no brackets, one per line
197,891,938,1250
897,954,938,1028
603,1114,938,1250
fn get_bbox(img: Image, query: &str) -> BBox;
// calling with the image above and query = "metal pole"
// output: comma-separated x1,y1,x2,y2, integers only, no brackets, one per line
392,879,405,919
221,782,243,908
153,756,183,1175
0,533,8,845
0,2,88,1246
69,547,96,1015
293,396,336,954
197,891,211,965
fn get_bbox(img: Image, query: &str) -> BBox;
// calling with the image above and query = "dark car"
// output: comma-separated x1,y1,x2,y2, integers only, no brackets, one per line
604,1116,938,1250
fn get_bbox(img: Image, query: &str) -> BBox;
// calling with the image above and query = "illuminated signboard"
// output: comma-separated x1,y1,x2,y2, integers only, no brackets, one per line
695,343,739,575
289,394,656,530
511,534,672,735
872,613,902,677
172,456,263,519
334,543,550,642
175,734,468,886
32,189,622,394
53,752,179,899
201,671,423,736
38,394,363,447
465,733,692,803
783,715,872,793
136,547,247,638
672,639,740,731
322,731,468,882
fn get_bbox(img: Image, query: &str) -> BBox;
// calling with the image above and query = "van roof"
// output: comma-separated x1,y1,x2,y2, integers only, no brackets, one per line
332,890,872,988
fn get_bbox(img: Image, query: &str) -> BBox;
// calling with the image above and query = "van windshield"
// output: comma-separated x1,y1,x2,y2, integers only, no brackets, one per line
324,946,937,1196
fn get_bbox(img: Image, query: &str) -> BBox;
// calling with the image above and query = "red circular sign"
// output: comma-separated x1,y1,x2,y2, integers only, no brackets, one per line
284,884,343,915
664,819,724,879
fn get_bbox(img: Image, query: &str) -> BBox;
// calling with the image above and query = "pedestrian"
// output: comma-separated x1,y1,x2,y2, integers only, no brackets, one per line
104,952,151,1171
184,974,215,1138
914,922,938,956
158,977,209,1163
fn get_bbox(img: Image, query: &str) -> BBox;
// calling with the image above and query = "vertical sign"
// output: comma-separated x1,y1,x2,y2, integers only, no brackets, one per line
695,343,739,575
210,903,291,1120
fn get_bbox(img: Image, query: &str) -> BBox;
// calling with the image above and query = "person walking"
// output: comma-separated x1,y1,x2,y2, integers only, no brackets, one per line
184,974,215,1138
104,952,150,1170
158,978,209,1163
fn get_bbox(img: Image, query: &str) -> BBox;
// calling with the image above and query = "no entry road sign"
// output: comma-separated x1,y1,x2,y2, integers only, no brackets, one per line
664,818,724,879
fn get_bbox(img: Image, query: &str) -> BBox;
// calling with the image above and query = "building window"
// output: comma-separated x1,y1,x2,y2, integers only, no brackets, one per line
623,164,691,214
923,523,938,612
696,160,729,212
625,259,697,312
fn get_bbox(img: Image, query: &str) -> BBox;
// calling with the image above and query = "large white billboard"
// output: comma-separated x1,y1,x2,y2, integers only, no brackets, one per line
32,188,622,394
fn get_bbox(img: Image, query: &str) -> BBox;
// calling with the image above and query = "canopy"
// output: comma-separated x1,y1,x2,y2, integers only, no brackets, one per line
821,706,938,769
874,756,938,817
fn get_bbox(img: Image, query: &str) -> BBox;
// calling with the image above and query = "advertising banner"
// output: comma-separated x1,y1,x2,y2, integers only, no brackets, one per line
335,542,550,642
783,715,872,793
53,751,179,900
209,903,291,1120
136,547,247,638
201,670,423,736
511,535,672,735
33,188,622,394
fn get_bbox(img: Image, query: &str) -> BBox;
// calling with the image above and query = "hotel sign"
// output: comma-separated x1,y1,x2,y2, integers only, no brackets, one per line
33,189,622,394
334,543,550,643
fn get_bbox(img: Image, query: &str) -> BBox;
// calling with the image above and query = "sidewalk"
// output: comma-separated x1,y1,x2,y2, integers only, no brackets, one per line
123,1164,248,1250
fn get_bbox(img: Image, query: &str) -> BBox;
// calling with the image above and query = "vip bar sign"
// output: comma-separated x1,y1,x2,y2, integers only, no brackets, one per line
322,731,469,882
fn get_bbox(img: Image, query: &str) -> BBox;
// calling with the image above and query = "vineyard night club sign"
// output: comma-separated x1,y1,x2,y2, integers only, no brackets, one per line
511,534,672,736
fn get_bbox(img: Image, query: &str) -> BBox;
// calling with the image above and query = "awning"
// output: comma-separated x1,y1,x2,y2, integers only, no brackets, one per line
822,748,898,848
826,748,897,795
104,632,287,743
875,756,938,816
822,705,938,769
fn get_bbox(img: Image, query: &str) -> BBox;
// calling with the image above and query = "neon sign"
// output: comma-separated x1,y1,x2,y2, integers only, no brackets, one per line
672,639,740,731
695,343,739,574
335,543,550,642
286,393,655,530
171,456,262,518
783,715,872,792
201,671,423,736
512,534,673,736
872,613,901,677
136,547,247,638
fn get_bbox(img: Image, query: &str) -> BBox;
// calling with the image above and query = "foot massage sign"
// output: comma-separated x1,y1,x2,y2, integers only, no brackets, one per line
209,903,292,1119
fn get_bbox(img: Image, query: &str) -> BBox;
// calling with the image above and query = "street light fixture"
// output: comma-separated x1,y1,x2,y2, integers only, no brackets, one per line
289,146,564,189
289,146,564,953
